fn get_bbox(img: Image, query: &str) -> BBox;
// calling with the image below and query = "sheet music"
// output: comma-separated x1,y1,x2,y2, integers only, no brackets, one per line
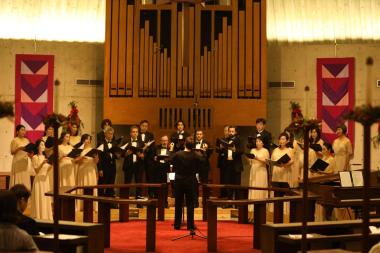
160,149,166,155
167,172,175,182
120,142,129,150
351,170,364,187
339,171,353,187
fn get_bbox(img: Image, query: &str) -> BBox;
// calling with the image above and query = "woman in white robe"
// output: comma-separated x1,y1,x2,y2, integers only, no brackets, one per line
248,137,269,214
76,134,99,211
69,123,81,147
9,125,31,190
271,133,294,186
30,140,53,220
58,132,75,187
332,125,353,172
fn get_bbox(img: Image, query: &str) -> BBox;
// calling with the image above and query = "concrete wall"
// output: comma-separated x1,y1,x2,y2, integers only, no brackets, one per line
267,41,380,170
0,39,104,171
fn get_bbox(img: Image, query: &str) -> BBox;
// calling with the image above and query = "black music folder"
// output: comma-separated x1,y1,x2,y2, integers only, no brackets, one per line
244,153,256,159
217,138,234,148
45,136,54,149
67,148,82,158
271,181,290,188
276,153,291,164
310,144,322,152
83,149,99,157
310,158,329,172
23,143,36,153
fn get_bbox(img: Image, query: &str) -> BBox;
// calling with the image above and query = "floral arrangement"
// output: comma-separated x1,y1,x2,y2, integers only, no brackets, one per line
344,105,380,147
67,101,84,133
0,101,14,118
288,118,321,132
290,101,303,121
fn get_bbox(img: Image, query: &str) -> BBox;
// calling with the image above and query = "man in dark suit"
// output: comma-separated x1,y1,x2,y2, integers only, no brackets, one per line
9,184,39,235
123,125,145,199
193,130,212,207
247,118,272,151
98,126,117,197
152,135,172,206
216,125,230,198
225,126,244,200
139,120,155,196
170,120,190,152
171,137,203,230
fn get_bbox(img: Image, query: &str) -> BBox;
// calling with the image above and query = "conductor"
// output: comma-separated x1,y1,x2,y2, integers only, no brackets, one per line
171,136,203,230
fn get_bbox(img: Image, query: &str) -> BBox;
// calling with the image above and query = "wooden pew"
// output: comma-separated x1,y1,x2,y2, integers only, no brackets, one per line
207,195,318,252
0,172,10,190
36,219,104,253
260,218,380,253
47,188,157,251
33,234,88,253
202,184,294,223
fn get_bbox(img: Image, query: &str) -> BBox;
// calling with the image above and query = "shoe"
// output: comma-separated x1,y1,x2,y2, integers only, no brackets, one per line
174,225,181,230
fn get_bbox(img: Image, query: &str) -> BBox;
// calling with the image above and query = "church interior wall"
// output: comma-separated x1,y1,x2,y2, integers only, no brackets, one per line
267,41,380,171
1,39,380,173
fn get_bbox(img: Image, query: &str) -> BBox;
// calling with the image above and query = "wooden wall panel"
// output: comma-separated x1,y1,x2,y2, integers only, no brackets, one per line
110,0,119,96
117,0,127,95
139,28,144,96
104,0,112,97
143,21,150,96
188,7,195,97
177,11,183,97
245,0,253,97
126,5,134,96
148,36,154,96
238,10,245,98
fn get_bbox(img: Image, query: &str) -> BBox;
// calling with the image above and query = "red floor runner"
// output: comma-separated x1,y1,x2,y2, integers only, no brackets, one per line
106,220,261,253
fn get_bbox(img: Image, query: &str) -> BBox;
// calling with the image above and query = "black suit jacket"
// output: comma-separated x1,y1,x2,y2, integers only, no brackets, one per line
216,137,229,169
170,131,190,152
171,150,204,183
16,211,39,235
194,139,212,172
248,128,272,151
153,144,172,171
98,138,118,175
228,135,244,172
123,139,145,171
139,131,155,164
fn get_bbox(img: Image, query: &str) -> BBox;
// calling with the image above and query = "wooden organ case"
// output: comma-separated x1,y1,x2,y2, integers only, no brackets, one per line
104,0,267,182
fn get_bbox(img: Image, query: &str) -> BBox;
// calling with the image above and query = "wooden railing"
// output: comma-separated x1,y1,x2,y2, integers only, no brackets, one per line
206,195,319,252
46,184,166,251
201,183,297,222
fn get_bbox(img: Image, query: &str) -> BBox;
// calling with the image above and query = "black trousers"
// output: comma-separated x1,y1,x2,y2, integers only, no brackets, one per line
124,163,143,197
174,178,196,229
224,161,241,200
152,163,169,203
98,164,116,197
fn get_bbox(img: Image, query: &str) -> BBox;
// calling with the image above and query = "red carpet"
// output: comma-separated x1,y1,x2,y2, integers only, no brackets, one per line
105,220,261,253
